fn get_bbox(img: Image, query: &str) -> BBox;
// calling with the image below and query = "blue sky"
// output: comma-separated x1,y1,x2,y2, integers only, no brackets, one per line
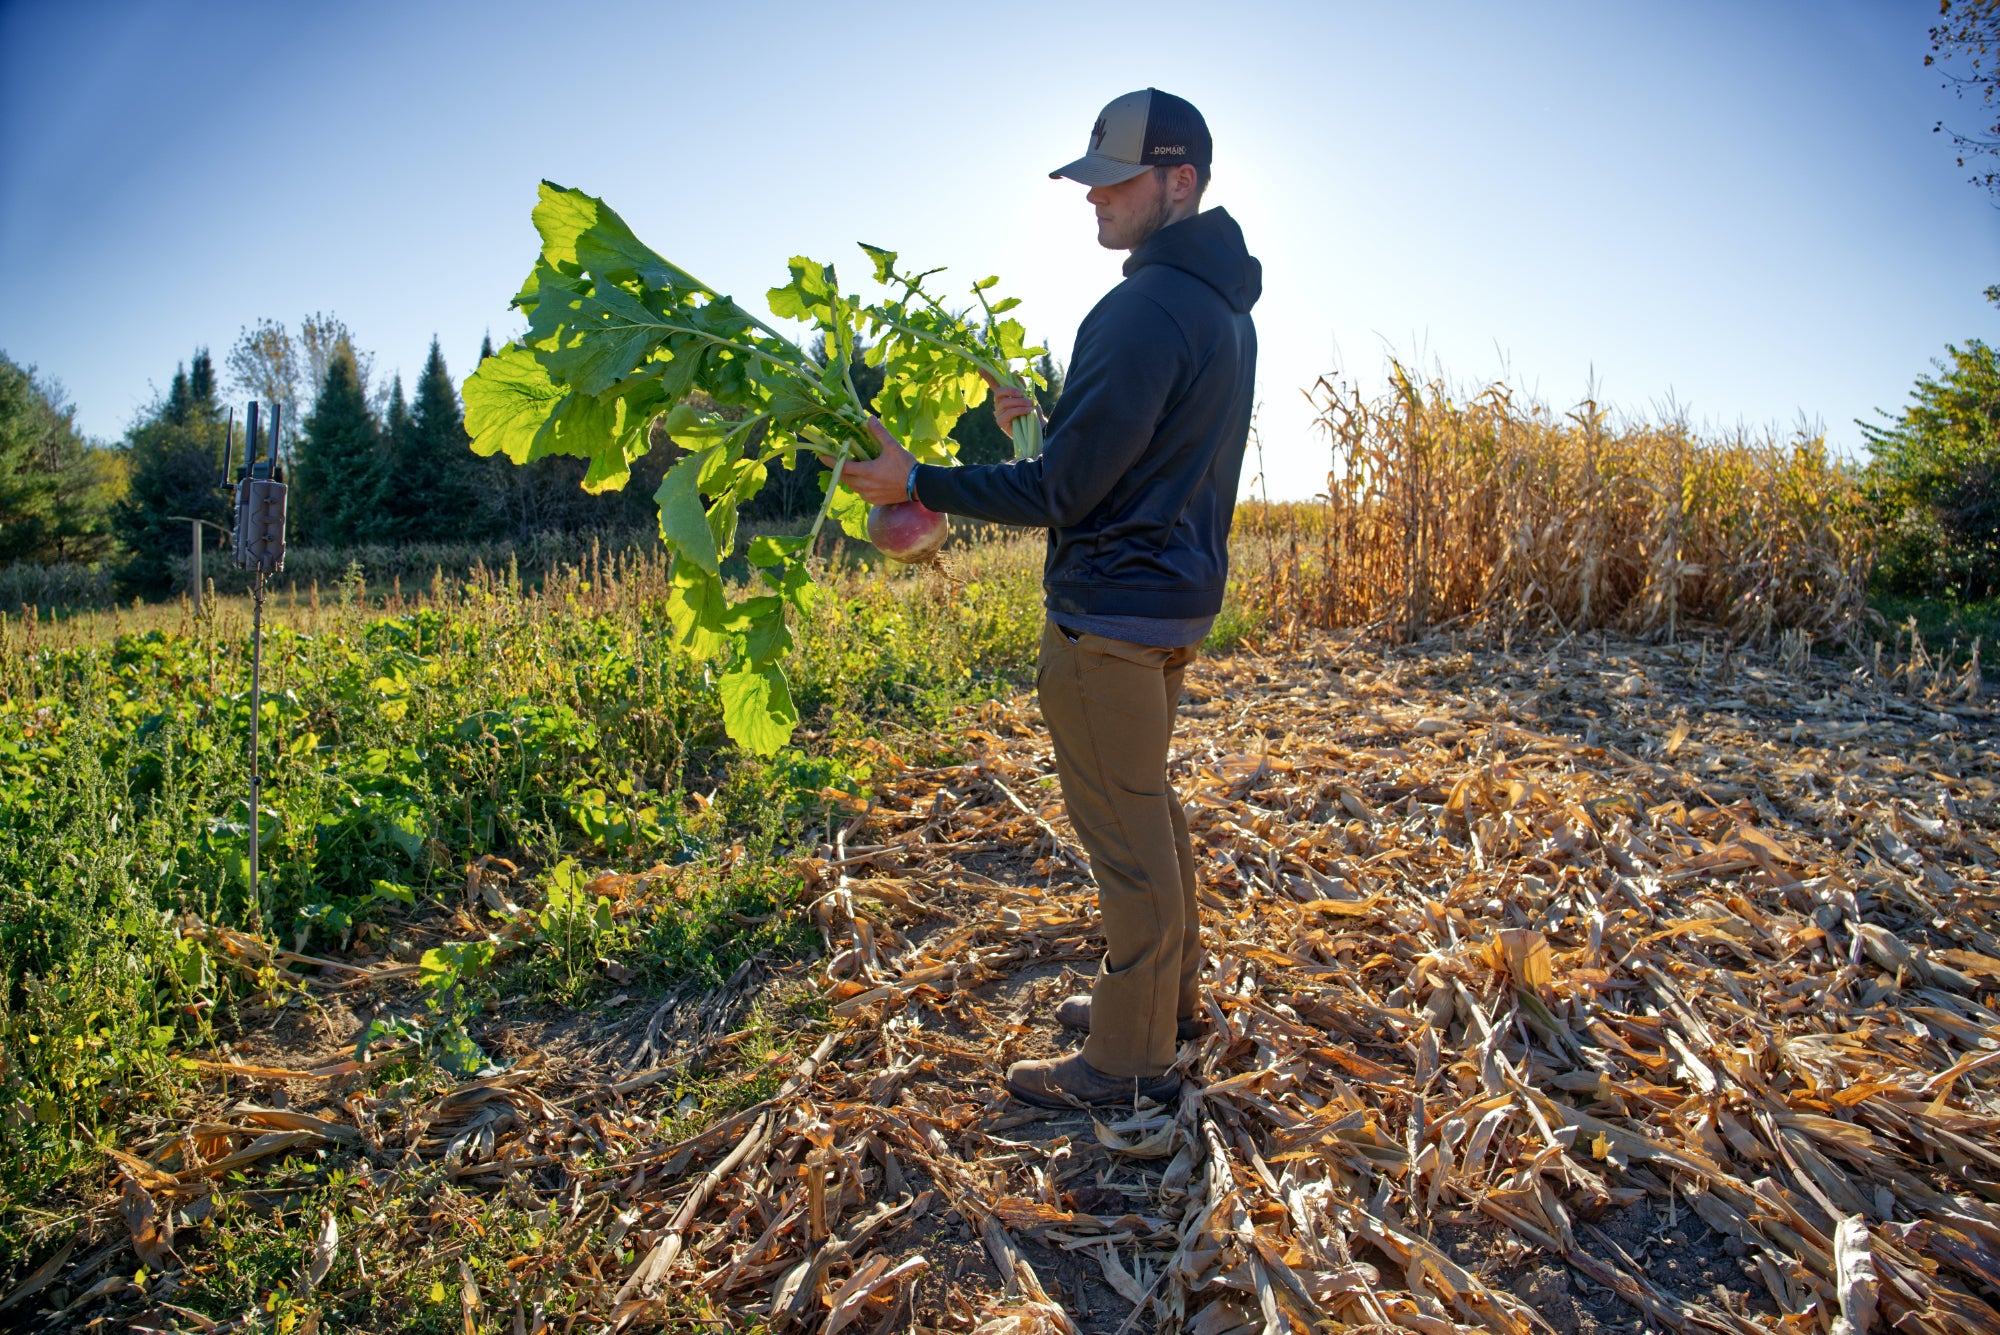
1,0,1993,500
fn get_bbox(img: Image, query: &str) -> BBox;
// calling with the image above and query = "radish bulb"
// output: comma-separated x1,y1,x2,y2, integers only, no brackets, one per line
867,500,948,564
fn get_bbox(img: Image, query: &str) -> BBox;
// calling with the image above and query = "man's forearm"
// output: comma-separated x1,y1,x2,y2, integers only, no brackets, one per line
912,460,1055,528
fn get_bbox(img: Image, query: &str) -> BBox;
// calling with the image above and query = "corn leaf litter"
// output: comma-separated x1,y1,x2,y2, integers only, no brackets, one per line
62,627,2000,1332
463,182,1045,754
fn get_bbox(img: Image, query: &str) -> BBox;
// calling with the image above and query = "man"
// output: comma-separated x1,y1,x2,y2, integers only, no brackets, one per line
838,88,1261,1108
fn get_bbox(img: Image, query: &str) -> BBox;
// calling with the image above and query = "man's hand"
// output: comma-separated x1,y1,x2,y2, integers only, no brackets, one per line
820,418,918,506
982,370,1039,436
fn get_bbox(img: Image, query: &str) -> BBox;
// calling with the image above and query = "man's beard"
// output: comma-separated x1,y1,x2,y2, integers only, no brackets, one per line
1104,175,1179,251
1129,189,1178,249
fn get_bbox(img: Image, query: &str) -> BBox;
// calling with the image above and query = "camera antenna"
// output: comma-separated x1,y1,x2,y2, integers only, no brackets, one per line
217,406,236,489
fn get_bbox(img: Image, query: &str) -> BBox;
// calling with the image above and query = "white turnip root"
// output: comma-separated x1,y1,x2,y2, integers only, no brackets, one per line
867,501,948,563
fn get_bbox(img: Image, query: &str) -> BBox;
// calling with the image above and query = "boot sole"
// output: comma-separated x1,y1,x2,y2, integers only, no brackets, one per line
1004,1075,1183,1110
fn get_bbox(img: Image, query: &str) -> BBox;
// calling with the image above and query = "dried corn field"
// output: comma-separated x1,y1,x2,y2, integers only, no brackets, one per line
1239,369,1873,647
15,628,2000,1334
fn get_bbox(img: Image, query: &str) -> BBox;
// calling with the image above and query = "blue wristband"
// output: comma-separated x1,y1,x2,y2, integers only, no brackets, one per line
905,462,921,503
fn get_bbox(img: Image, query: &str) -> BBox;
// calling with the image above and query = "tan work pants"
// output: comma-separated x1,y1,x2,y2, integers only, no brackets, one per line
1035,621,1202,1078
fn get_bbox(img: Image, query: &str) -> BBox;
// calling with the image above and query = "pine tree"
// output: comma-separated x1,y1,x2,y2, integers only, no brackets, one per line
1,353,117,566
1035,351,1065,408
188,348,218,415
293,343,385,545
385,374,410,444
375,374,418,539
478,333,495,365
400,336,494,539
164,364,192,427
111,349,232,593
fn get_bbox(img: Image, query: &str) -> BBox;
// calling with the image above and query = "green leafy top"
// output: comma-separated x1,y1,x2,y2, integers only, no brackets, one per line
860,244,1046,460
462,182,1043,754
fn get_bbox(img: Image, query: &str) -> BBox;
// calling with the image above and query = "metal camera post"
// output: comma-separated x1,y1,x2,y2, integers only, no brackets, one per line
228,401,287,927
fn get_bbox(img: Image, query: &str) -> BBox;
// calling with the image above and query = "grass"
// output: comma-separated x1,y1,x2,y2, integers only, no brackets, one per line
1872,592,2000,655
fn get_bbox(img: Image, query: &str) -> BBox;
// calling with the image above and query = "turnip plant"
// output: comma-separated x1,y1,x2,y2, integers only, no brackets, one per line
463,183,1044,754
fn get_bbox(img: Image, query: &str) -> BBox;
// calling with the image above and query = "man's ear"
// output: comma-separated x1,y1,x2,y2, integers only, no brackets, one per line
1171,163,1199,204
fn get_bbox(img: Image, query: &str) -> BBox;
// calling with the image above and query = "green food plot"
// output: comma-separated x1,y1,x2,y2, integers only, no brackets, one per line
0,535,1050,1270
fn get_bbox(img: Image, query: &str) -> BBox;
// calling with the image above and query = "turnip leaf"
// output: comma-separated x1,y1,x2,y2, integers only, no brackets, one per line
532,180,695,292
655,454,719,574
825,480,871,541
718,662,797,757
747,535,809,568
463,345,564,465
741,612,793,670
666,562,730,660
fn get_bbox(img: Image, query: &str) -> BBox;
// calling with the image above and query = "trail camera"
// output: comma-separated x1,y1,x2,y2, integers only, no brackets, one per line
229,401,287,572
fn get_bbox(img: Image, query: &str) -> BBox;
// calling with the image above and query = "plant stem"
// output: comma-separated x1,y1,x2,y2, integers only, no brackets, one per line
870,311,1042,458
807,446,851,544
595,313,868,433
869,313,1011,387
1010,413,1044,461
800,424,873,462
836,321,865,416
665,263,805,351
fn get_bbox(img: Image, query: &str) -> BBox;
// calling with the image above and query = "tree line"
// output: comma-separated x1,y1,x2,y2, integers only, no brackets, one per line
0,318,1062,600
1865,3,2000,603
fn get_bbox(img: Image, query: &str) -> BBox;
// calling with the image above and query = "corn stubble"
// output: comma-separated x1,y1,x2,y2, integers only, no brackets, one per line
1241,367,1871,646
57,626,2000,1335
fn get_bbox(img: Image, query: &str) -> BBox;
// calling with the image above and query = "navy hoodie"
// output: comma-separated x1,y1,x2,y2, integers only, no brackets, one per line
913,207,1261,621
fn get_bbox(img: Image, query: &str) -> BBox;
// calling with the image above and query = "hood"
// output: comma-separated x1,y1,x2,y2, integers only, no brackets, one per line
1124,206,1261,313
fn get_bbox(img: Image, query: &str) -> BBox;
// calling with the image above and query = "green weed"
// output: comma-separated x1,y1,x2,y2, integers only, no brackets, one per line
0,534,1052,1276
1871,593,2000,659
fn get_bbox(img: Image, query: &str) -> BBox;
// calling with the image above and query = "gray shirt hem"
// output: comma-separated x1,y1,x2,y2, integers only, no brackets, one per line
1052,610,1215,649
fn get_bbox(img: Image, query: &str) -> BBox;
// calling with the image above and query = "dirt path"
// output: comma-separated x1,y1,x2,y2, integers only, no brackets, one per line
21,631,2000,1334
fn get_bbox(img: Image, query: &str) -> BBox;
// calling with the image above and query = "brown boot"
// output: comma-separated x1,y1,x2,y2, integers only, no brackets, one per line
1055,994,1206,1044
1004,1052,1181,1110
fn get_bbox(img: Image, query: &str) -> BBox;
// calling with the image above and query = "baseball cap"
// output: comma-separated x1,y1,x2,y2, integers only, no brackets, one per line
1049,88,1212,187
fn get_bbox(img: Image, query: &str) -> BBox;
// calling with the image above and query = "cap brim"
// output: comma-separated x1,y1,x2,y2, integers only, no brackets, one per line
1048,154,1154,186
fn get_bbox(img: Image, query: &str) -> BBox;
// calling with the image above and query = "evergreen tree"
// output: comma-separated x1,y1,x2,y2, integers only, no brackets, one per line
163,364,192,427
384,373,410,446
188,348,218,416
375,374,413,537
1036,350,1065,407
113,417,231,594
478,333,495,365
393,337,497,539
111,349,233,593
293,343,385,545
0,353,117,565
